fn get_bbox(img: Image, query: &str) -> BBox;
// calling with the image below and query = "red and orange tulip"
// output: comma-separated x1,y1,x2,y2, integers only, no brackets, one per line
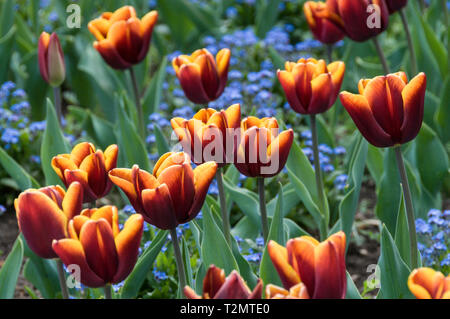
172,48,231,104
385,0,408,13
303,0,345,44
15,182,83,259
265,283,310,299
184,265,262,299
52,205,143,288
51,142,118,203
278,58,345,114
109,152,217,230
234,117,293,178
335,0,389,42
268,231,347,299
171,104,241,167
408,268,450,299
88,6,158,69
339,72,427,147
38,32,65,87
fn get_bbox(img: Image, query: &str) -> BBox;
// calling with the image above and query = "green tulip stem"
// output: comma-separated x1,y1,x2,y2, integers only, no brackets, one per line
216,168,231,246
399,9,418,75
104,284,112,299
170,227,187,298
326,44,333,63
56,259,69,299
310,114,328,240
129,67,146,140
53,86,62,127
257,177,269,243
372,37,390,74
394,146,418,270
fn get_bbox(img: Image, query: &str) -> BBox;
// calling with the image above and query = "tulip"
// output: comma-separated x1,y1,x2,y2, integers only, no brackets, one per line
52,205,143,288
278,58,345,115
88,6,158,70
334,0,389,42
303,0,345,45
184,265,263,299
38,32,66,87
339,72,426,148
51,142,118,203
109,152,217,230
172,48,231,104
408,268,450,299
265,283,310,299
235,117,293,178
385,0,408,13
268,231,347,299
171,104,241,167
15,182,83,259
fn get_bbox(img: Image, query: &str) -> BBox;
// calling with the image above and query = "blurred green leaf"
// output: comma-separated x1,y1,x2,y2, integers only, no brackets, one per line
377,226,414,299
0,236,24,299
142,57,168,118
40,99,71,186
201,205,239,275
255,0,280,38
154,124,170,155
0,147,40,190
345,272,362,299
121,230,168,299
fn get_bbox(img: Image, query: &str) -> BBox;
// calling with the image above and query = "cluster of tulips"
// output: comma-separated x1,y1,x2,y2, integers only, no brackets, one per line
21,3,448,299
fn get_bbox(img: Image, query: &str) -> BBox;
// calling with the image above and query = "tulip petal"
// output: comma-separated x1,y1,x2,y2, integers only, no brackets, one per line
51,155,77,185
141,184,178,230
79,219,118,283
88,18,110,41
70,142,95,166
195,51,220,101
184,286,201,299
62,182,83,220
309,72,333,114
109,168,142,213
38,32,50,83
113,214,143,283
224,103,241,129
327,61,345,103
109,5,136,23
64,169,97,203
339,92,393,147
248,279,263,299
178,63,211,104
103,144,118,172
187,162,218,220
214,271,251,299
267,240,301,289
139,10,158,61
400,73,426,144
215,48,231,98
94,39,132,70
52,239,106,288
89,206,120,237
17,191,67,258
278,70,307,114
203,265,226,299
287,237,317,295
264,129,293,177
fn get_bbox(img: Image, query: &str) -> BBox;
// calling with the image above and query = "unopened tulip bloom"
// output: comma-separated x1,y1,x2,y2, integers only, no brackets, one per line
278,58,345,114
235,117,293,178
303,0,345,44
109,152,217,230
385,0,408,13
171,104,241,167
172,48,231,104
268,231,347,299
408,268,450,299
335,0,389,42
38,32,65,87
15,182,83,259
52,206,143,288
265,283,310,299
184,265,262,299
88,6,158,69
339,72,426,147
51,142,118,203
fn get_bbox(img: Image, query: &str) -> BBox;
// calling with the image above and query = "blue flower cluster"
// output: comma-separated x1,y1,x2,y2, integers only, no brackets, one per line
416,209,450,271
0,81,45,164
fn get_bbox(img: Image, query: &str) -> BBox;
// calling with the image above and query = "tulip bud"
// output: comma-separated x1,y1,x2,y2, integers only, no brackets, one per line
184,265,263,299
109,152,217,230
38,32,66,87
339,72,426,147
385,0,408,13
234,117,293,178
408,267,450,299
15,182,83,259
268,231,347,299
303,1,345,44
